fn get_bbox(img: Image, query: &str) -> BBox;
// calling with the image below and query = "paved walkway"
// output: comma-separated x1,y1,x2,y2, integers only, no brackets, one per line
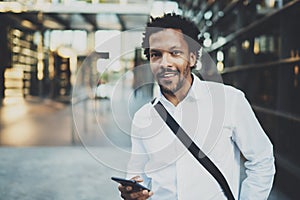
0,97,72,146
0,146,127,200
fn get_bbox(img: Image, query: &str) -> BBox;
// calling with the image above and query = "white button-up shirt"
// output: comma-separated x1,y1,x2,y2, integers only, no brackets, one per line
127,74,275,199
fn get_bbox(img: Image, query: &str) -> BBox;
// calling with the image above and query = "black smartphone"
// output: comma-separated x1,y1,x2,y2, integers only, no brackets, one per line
111,177,151,192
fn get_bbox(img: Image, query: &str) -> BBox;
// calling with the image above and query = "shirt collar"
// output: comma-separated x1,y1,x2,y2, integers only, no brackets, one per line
187,73,203,101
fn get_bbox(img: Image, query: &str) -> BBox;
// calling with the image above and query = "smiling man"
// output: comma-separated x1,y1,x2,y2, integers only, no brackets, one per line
118,13,275,200
148,28,196,106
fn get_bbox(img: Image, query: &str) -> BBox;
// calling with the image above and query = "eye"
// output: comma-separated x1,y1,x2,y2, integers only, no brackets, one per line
150,51,161,58
171,50,182,56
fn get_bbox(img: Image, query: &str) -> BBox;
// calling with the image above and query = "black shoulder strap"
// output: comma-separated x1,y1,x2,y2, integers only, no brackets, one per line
152,100,235,200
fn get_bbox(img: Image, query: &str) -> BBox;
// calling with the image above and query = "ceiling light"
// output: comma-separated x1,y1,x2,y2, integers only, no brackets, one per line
21,20,36,29
204,10,213,20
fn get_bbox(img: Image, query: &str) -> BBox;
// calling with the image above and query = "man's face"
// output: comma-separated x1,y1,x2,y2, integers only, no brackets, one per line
149,28,196,95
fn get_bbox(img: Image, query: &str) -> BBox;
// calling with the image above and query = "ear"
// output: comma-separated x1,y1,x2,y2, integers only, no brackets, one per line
189,52,197,67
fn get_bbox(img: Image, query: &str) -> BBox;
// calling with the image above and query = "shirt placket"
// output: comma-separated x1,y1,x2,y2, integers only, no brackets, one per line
173,104,184,200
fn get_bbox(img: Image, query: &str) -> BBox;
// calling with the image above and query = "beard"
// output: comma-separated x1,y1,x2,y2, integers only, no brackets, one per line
157,65,190,96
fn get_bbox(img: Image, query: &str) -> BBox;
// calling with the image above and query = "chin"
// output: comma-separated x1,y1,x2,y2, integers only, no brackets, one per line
160,85,177,95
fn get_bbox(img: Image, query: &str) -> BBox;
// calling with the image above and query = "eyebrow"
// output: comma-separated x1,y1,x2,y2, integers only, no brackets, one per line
149,49,161,54
150,45,181,52
169,45,181,50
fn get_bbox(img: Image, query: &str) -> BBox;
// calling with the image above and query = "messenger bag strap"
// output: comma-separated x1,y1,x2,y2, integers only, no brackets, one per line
152,99,235,200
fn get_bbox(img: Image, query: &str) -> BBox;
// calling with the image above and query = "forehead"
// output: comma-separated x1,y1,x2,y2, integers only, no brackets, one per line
149,28,188,50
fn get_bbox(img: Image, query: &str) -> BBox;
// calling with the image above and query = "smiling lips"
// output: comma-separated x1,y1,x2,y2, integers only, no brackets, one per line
162,72,176,78
158,69,179,80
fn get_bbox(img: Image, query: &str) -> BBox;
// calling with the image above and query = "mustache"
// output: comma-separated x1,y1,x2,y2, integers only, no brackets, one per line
157,68,179,77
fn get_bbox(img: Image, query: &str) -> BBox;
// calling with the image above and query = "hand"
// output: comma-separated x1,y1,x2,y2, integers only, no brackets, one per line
118,176,153,200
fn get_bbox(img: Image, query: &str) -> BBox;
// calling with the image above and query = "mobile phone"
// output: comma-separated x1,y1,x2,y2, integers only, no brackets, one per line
111,176,151,192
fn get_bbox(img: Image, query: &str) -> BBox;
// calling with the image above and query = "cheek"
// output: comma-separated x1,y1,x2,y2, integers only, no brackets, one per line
177,55,189,64
177,58,190,70
150,63,159,75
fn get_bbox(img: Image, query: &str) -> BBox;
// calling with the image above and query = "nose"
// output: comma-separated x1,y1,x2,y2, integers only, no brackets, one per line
159,52,172,68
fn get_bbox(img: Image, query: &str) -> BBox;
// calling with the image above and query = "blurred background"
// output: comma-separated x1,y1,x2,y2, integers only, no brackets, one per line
0,0,299,199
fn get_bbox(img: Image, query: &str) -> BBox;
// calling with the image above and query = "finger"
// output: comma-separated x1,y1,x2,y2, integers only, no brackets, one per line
131,176,143,183
118,184,132,193
148,191,154,197
126,186,133,192
130,190,152,199
120,193,131,200
118,184,125,192
120,187,135,200
130,190,144,199
136,190,153,200
142,190,152,197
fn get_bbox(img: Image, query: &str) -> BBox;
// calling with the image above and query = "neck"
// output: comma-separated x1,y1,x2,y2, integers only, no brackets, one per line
162,74,193,106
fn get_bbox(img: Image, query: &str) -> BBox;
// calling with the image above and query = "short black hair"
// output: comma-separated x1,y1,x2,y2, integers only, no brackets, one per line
142,13,201,64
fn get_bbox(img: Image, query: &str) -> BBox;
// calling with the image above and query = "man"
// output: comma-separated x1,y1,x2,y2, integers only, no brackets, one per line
118,13,275,199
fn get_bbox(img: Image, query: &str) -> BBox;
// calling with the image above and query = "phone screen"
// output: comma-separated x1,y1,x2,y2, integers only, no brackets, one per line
111,177,151,192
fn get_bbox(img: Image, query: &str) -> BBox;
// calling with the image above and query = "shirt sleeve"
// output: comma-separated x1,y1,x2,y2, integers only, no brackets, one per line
231,90,276,200
126,114,151,189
